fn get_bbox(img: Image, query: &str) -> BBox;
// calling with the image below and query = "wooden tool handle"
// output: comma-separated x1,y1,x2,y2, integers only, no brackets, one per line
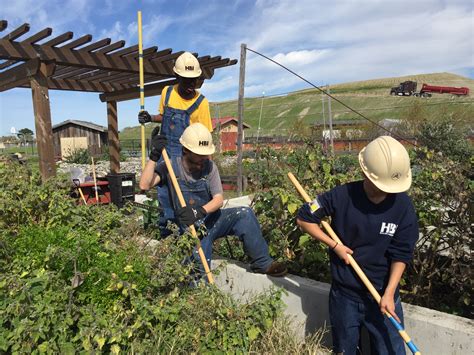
162,150,214,284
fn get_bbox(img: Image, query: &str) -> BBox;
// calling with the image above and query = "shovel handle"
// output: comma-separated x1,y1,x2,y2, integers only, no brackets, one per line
162,149,214,284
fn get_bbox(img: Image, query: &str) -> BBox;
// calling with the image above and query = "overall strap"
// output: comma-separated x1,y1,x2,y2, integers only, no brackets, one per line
164,85,174,107
185,94,205,115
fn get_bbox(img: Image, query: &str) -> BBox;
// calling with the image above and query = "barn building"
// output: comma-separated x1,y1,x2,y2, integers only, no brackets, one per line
52,120,108,159
212,117,250,152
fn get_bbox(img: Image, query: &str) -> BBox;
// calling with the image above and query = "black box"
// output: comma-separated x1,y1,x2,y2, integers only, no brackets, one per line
107,173,136,208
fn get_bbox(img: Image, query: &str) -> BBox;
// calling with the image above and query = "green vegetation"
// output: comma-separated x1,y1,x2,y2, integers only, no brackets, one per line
215,131,472,318
0,161,328,353
118,73,473,140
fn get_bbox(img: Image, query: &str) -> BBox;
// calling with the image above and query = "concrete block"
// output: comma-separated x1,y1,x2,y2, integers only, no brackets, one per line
213,258,474,354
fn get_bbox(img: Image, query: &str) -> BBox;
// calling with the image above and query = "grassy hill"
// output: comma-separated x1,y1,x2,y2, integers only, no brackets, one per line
119,72,474,140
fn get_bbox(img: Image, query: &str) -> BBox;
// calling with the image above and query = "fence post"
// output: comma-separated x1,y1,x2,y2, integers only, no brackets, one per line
237,43,246,196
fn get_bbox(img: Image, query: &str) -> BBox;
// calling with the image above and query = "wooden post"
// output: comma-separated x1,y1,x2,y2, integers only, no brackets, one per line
236,43,246,196
107,100,120,173
30,62,56,180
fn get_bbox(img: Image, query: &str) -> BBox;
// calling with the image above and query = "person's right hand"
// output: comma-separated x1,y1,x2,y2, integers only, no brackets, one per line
138,110,152,124
332,242,353,265
149,127,167,162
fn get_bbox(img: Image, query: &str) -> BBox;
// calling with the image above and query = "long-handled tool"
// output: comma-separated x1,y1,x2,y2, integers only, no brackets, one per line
162,150,215,284
287,172,421,355
138,11,146,171
91,157,99,205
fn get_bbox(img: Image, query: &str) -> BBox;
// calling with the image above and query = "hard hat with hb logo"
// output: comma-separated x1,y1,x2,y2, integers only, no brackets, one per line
173,52,202,78
358,135,412,193
180,123,215,155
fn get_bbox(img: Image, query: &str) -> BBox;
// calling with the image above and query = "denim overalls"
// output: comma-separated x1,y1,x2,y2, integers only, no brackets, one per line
158,86,205,229
163,158,273,274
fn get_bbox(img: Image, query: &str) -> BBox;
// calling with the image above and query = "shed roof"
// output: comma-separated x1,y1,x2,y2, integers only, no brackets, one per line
52,120,108,132
212,117,251,130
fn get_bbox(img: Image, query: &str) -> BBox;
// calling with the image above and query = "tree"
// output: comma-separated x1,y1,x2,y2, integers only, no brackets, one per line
17,128,34,146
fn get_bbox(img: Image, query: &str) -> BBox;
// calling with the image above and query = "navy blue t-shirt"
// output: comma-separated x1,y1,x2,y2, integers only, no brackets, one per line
297,180,418,299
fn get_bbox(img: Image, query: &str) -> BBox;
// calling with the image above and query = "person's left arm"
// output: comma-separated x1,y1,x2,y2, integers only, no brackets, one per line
380,261,406,322
202,161,223,213
381,198,419,321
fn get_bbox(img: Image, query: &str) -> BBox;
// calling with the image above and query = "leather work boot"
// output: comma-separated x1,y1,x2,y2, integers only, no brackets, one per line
264,261,287,277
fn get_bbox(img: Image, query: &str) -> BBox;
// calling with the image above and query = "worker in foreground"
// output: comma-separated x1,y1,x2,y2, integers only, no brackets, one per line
138,51,213,228
140,123,287,277
296,136,419,354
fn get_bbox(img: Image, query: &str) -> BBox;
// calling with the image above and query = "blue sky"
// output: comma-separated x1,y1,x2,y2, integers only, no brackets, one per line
1,0,473,136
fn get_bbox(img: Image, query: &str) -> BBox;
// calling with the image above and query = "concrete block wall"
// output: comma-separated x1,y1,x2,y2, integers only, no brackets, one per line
212,259,474,354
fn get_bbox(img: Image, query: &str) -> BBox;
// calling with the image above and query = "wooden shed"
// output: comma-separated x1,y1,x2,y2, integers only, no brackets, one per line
52,120,108,158
212,117,250,152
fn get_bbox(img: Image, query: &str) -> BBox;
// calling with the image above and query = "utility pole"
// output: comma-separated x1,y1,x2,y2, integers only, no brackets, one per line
327,86,334,156
321,86,326,150
215,103,221,154
256,91,265,144
236,43,246,196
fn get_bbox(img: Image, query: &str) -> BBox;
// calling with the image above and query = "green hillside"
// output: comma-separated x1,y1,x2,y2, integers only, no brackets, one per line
120,72,474,140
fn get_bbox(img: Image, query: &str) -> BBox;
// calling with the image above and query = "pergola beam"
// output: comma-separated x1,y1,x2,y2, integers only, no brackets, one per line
42,31,74,47
2,23,30,40
60,34,93,49
0,58,40,91
0,19,237,181
99,79,178,102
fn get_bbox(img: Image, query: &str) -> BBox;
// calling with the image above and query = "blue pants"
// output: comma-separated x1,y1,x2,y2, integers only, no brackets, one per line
329,285,405,355
191,207,273,273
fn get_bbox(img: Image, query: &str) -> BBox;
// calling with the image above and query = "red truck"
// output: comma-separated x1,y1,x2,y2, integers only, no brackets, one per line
390,81,469,97
415,83,470,97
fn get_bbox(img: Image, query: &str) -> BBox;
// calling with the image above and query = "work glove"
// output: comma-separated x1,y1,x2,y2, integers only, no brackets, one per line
138,110,152,124
176,205,207,226
149,126,167,162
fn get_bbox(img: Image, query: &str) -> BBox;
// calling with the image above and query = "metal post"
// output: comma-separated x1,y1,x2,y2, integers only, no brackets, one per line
216,103,221,154
328,86,334,156
321,86,326,149
236,43,246,196
256,91,265,144
138,11,146,171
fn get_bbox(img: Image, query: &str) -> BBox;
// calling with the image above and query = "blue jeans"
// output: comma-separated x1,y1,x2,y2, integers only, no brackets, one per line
329,285,405,355
190,207,273,274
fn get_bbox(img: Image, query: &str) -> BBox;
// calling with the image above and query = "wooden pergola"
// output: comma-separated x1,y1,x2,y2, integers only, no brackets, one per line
0,20,237,179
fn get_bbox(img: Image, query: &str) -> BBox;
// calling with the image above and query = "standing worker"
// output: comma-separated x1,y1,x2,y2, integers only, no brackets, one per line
140,123,287,278
138,52,212,225
296,136,419,355
137,51,212,157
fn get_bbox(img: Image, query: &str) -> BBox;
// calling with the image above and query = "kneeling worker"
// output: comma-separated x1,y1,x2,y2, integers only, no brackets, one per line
140,123,287,277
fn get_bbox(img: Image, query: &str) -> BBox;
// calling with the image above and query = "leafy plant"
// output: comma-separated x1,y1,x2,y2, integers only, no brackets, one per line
64,148,91,164
0,162,327,352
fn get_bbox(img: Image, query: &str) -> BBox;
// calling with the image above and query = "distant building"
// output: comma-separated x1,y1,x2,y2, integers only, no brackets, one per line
212,117,250,152
52,120,108,159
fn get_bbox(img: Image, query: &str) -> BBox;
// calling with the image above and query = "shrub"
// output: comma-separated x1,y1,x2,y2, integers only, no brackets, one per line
64,148,91,164
229,142,472,318
0,162,327,352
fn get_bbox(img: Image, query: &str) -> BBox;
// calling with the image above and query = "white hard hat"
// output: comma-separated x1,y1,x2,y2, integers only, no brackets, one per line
173,52,202,78
358,136,412,193
179,123,215,155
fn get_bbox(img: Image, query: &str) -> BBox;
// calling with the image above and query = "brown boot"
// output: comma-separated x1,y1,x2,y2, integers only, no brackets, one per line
264,261,287,277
